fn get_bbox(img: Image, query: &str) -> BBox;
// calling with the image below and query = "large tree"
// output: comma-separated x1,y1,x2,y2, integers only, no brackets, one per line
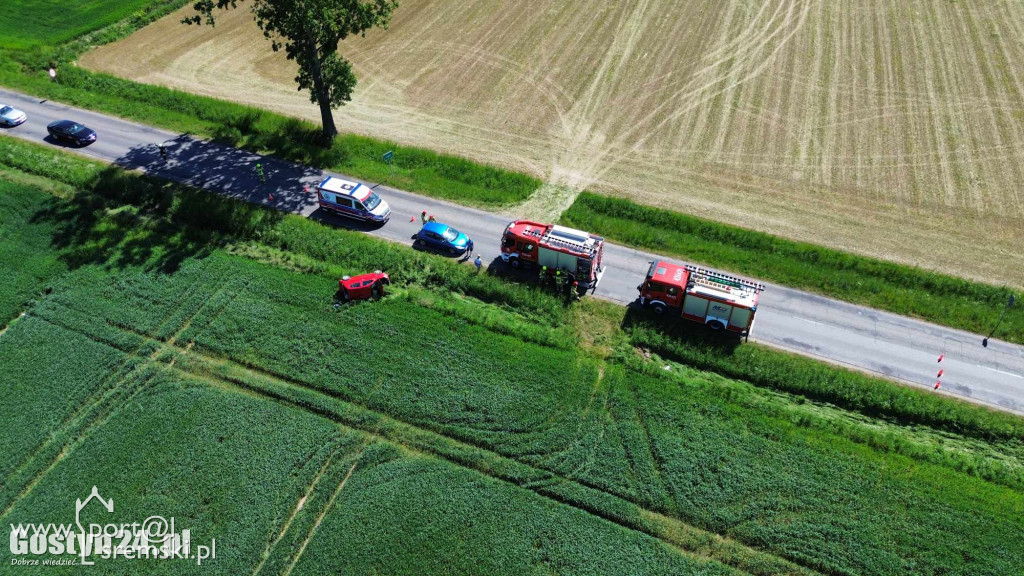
184,0,398,141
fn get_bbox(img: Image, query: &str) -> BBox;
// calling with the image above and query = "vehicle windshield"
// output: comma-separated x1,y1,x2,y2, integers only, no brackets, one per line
442,227,460,242
0,106,12,115
363,191,382,211
70,124,86,133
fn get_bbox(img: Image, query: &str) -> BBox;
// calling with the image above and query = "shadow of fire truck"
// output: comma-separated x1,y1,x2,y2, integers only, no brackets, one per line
621,302,744,356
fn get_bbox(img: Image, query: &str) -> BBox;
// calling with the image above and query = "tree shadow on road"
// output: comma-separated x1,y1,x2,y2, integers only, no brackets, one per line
113,133,325,218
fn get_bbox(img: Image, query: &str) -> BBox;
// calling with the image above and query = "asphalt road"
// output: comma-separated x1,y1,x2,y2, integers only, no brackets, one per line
2,87,1022,414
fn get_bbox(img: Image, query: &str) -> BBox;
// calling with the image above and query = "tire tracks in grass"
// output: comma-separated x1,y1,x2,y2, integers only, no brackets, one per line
0,276,244,519
622,373,675,515
251,439,345,576
0,274,213,515
37,309,821,576
0,366,158,520
279,454,364,576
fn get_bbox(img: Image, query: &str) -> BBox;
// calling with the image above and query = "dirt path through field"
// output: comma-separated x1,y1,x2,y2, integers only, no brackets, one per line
80,0,1024,287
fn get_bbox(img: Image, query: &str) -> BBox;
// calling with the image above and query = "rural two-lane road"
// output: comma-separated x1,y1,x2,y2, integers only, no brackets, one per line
2,87,1022,414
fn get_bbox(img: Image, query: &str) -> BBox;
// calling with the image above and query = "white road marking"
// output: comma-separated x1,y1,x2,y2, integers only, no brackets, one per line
978,366,1023,379
797,317,825,327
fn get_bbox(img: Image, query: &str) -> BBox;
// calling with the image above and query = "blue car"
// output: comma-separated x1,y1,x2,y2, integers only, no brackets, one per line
414,221,473,255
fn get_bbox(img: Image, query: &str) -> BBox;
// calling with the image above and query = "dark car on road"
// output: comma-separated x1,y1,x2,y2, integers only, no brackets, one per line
413,221,472,255
46,120,97,146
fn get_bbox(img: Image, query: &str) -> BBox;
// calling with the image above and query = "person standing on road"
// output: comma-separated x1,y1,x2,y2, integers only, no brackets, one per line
158,145,168,163
421,210,428,225
256,163,266,183
474,255,482,272
463,239,474,261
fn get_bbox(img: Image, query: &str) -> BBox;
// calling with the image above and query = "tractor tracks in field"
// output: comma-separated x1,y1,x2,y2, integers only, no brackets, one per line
0,278,246,520
30,306,822,576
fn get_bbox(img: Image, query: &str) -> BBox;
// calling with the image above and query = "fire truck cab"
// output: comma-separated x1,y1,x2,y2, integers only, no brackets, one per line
638,260,765,337
500,221,605,290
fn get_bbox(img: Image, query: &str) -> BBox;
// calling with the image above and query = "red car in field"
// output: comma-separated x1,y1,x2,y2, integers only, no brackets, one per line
337,271,390,301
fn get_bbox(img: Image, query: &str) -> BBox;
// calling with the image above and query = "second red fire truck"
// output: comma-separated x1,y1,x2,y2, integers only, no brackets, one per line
500,221,606,290
638,260,766,338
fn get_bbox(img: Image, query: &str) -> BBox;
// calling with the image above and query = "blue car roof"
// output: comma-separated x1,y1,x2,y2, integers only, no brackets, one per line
421,221,453,235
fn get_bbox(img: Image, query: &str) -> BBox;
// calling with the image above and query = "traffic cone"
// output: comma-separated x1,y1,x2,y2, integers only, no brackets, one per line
937,354,944,363
267,193,274,201
410,215,415,222
304,185,310,193
937,369,944,378
934,381,941,390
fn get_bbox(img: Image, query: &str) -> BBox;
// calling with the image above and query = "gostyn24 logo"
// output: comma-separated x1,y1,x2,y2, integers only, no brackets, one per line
9,486,216,567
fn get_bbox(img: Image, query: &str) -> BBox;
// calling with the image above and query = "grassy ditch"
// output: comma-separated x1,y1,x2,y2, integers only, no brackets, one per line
563,192,1023,343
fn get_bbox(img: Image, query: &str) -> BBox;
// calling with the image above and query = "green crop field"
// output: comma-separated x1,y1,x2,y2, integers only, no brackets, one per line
0,0,173,50
1,146,1022,575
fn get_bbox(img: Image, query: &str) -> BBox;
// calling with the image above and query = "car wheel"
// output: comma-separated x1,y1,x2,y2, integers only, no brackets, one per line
707,320,725,331
651,303,667,315
449,247,458,255
509,257,521,269
415,239,425,247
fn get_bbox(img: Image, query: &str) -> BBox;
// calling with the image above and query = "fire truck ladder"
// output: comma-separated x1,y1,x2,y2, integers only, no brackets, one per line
524,227,598,256
684,264,766,293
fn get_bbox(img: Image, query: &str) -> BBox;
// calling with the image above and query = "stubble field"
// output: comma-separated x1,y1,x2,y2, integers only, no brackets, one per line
80,0,1024,288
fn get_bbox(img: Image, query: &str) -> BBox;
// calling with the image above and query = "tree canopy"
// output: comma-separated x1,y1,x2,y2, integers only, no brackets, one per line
185,0,399,140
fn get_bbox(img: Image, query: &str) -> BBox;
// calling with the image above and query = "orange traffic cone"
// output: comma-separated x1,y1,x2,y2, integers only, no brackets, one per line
304,185,310,193
934,381,941,390
937,354,944,363
410,215,415,222
937,369,944,378
268,193,274,201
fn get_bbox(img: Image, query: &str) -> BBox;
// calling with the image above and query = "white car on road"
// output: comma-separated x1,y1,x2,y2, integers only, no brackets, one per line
0,104,27,127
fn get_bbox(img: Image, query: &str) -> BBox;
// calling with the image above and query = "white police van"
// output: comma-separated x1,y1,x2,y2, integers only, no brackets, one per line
316,176,391,223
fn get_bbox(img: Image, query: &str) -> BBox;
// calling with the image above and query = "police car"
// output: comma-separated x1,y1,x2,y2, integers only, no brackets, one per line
316,176,391,223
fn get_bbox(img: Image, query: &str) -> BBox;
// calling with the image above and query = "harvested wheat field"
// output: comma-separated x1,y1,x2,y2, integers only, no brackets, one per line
81,0,1024,287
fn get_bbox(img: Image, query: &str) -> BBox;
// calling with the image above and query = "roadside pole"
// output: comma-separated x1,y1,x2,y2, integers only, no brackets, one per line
983,294,1015,347
383,150,394,181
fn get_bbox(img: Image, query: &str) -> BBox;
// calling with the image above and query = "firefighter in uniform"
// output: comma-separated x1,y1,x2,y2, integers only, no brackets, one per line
539,265,547,285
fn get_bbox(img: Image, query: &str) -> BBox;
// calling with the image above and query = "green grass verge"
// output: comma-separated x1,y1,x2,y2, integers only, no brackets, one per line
2,134,1020,448
0,53,540,207
562,192,1023,343
622,312,1024,444
4,212,1021,575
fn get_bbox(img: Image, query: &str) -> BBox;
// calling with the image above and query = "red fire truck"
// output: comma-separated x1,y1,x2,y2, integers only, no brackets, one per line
638,260,765,337
500,221,606,290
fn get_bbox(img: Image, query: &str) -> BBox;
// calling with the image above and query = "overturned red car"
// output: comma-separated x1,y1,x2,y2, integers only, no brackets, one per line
337,271,390,301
